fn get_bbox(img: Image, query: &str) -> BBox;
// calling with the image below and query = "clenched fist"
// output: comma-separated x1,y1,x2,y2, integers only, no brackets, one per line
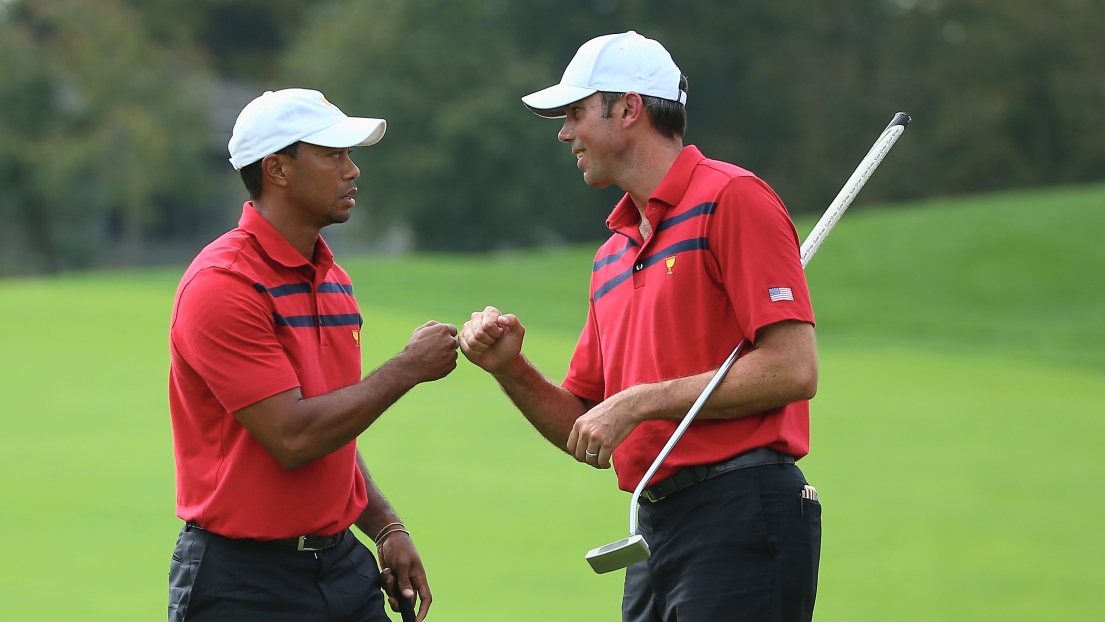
459,306,525,375
400,321,459,383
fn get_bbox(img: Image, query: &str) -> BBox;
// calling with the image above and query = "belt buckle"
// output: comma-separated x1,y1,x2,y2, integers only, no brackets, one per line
642,480,673,503
297,532,342,551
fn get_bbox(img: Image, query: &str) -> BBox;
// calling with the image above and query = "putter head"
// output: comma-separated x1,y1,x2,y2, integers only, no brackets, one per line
585,534,651,574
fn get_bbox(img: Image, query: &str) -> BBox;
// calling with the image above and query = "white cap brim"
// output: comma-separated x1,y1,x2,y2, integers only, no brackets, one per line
521,83,598,118
301,117,387,148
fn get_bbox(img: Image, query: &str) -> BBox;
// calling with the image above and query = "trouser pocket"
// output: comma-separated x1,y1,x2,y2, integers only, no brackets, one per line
168,525,208,622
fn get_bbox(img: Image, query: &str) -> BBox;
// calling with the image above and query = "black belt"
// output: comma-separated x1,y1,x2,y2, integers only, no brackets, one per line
186,522,345,552
640,447,795,503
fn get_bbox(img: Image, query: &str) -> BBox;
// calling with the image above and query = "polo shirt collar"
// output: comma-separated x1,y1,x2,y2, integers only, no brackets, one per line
606,145,706,234
651,145,704,208
238,202,334,273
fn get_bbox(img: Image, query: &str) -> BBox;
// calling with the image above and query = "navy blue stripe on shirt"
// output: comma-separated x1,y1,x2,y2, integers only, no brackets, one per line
254,282,312,297
655,202,716,234
318,282,354,295
320,313,362,327
273,313,364,328
594,238,639,271
592,270,634,304
273,314,316,327
593,237,710,303
253,282,354,297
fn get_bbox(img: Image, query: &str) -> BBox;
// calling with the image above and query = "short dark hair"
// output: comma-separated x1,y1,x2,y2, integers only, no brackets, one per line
600,75,688,139
239,142,300,200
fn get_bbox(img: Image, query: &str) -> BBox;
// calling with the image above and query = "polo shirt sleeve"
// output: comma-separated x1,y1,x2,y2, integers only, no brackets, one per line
171,267,302,413
562,299,606,404
709,176,815,341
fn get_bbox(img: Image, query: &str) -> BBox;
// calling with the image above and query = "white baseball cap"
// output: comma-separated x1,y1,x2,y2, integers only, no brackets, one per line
521,31,686,118
227,88,387,170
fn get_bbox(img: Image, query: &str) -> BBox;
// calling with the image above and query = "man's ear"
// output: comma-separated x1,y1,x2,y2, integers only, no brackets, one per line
262,153,291,189
621,92,646,127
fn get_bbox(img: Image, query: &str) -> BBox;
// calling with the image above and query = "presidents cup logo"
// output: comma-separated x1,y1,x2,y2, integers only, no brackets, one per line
665,256,677,275
351,329,361,348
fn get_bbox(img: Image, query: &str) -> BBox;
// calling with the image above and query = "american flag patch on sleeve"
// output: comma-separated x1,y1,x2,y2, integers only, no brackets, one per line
768,287,794,302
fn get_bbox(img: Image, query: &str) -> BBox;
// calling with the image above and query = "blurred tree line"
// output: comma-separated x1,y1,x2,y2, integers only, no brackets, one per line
1,0,1103,273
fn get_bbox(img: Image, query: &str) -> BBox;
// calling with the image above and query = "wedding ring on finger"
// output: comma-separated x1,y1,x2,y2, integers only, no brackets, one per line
584,450,598,461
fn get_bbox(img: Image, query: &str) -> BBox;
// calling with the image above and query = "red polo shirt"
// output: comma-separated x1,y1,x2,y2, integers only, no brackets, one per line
562,146,816,492
168,203,367,539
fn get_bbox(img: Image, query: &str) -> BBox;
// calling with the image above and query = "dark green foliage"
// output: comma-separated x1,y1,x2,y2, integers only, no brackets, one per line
280,0,1105,248
126,0,309,80
0,0,217,273
282,0,617,251
2,0,1104,268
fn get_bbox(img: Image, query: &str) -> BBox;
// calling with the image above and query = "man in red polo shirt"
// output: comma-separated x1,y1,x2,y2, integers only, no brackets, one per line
168,88,457,621
460,33,821,621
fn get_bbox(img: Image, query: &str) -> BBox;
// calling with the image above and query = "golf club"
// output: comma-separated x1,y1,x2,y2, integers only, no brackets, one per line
398,595,416,622
585,111,912,574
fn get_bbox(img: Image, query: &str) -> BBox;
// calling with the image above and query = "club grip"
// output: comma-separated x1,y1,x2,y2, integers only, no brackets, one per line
399,595,417,622
887,112,912,129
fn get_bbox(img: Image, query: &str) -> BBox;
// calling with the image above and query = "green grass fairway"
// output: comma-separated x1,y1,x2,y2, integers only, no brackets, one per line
1,183,1102,620
799,183,1105,369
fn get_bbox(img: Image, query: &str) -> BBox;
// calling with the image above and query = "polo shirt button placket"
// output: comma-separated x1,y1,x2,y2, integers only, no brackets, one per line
298,265,321,336
632,260,648,289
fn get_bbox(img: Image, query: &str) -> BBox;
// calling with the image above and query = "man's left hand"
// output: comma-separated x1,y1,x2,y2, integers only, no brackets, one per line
378,533,431,621
566,388,643,469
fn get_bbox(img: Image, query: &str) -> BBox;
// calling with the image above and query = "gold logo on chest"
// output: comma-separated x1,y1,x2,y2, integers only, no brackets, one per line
665,256,677,275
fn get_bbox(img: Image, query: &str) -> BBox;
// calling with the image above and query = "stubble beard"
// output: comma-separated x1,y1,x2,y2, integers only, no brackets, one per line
582,159,618,189
325,209,351,225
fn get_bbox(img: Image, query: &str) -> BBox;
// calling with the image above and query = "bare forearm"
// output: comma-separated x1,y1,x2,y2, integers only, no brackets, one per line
353,452,403,540
287,355,424,464
236,353,426,470
631,323,818,422
353,453,430,619
493,354,588,450
458,308,588,450
639,353,814,421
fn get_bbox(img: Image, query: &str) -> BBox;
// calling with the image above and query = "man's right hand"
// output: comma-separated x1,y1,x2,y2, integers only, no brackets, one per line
398,321,459,383
459,306,525,375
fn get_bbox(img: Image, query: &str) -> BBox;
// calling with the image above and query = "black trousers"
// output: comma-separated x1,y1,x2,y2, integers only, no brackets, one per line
623,462,822,622
168,524,389,621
